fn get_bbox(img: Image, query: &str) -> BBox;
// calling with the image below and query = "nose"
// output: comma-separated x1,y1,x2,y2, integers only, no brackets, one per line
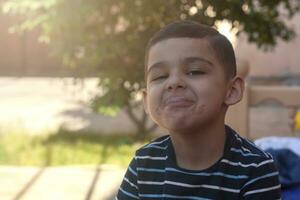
166,73,186,91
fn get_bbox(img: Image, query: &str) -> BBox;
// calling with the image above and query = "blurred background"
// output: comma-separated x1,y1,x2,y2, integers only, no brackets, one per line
0,0,300,199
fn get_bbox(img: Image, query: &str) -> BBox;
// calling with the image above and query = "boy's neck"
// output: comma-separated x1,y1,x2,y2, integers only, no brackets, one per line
169,122,227,171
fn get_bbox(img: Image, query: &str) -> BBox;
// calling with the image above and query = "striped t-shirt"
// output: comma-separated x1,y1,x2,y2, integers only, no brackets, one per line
116,126,281,199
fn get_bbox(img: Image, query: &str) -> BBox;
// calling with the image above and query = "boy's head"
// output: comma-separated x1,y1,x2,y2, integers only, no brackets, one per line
143,20,244,133
145,20,237,81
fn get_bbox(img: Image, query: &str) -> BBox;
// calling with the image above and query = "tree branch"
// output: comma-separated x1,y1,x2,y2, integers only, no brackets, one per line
124,103,140,126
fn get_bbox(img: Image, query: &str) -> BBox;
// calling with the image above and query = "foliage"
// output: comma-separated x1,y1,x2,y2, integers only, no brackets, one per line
0,130,147,168
2,0,300,136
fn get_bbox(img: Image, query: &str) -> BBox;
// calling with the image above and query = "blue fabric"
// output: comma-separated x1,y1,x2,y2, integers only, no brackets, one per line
256,139,300,199
282,186,300,200
266,149,300,188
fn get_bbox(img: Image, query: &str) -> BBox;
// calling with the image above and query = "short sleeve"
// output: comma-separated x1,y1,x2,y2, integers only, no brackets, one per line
240,159,281,199
116,157,139,200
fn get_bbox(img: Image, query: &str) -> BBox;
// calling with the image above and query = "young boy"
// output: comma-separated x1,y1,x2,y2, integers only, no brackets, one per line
116,21,281,199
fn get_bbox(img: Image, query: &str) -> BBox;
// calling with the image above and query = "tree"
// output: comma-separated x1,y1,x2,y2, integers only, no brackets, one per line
2,0,300,137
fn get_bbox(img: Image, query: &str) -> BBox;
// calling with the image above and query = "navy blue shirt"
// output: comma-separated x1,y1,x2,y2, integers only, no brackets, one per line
116,126,281,199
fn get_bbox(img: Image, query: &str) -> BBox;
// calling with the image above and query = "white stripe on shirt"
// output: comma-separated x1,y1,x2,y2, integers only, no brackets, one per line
244,184,281,196
221,159,273,168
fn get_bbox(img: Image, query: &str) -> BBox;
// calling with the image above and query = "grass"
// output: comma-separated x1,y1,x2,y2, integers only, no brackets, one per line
0,129,149,168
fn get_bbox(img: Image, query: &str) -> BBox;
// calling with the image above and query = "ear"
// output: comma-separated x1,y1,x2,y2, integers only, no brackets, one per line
224,76,244,106
142,89,149,114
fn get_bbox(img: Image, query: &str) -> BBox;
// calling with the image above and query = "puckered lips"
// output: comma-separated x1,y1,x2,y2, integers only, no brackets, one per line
164,96,194,108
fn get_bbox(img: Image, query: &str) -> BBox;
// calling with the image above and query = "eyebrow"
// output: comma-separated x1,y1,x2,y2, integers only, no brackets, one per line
147,56,213,75
183,57,213,66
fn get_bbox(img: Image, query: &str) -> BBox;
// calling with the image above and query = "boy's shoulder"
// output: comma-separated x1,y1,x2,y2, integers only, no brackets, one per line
135,135,170,157
228,127,274,164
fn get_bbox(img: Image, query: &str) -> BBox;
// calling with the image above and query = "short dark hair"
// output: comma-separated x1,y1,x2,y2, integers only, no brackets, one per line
145,20,236,80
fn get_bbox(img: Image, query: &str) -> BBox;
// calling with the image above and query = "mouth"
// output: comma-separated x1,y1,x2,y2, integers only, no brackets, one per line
165,96,194,108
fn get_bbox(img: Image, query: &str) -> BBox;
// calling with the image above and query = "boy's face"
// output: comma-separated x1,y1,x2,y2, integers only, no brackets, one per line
143,38,233,133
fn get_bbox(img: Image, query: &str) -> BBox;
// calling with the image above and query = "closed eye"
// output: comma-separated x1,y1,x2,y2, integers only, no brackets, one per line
152,75,168,81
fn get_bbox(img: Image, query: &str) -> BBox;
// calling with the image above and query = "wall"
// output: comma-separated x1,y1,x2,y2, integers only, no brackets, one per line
235,13,300,78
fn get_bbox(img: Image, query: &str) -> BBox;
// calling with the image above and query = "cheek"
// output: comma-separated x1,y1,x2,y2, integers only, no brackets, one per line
147,88,162,113
195,84,226,107
148,84,162,100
